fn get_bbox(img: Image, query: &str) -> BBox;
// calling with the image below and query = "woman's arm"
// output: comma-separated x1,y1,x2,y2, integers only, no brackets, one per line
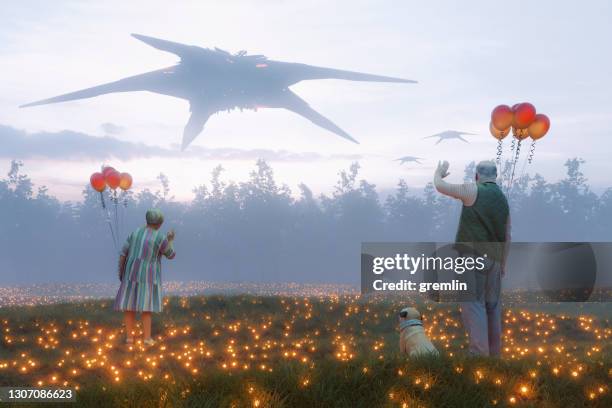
121,233,131,255
118,255,127,281
118,233,132,280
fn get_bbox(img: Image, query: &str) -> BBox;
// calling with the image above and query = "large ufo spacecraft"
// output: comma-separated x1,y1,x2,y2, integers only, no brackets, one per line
22,34,416,150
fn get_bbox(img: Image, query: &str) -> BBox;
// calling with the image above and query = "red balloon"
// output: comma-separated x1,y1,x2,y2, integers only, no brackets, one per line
102,166,116,178
491,105,513,131
512,103,537,129
105,170,121,189
119,172,133,190
90,172,106,192
528,114,551,140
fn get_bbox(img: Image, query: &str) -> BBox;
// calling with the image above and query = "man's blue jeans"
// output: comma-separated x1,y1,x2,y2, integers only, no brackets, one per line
460,262,502,357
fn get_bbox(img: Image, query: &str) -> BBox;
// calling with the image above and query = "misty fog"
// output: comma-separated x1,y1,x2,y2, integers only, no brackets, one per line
1,157,610,286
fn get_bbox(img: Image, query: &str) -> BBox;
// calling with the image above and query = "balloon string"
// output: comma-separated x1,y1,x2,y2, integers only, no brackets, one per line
106,209,118,252
515,140,537,187
121,191,126,245
527,141,536,164
99,191,106,209
504,138,516,187
114,190,119,243
518,142,532,186
508,139,522,194
101,191,118,252
496,140,503,167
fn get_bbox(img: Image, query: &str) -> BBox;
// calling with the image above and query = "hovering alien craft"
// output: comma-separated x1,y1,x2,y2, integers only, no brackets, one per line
21,34,416,150
423,130,475,145
395,156,423,164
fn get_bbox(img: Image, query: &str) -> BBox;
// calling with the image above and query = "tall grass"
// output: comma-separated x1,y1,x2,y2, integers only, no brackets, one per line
0,296,609,407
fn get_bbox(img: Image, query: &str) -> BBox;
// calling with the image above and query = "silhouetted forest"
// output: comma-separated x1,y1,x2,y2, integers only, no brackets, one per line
1,158,611,284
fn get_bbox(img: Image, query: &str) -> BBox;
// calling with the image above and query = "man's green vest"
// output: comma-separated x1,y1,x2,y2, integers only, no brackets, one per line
455,182,509,261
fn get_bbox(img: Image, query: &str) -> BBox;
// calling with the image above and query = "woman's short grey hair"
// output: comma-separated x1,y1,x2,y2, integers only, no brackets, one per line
146,209,164,225
476,160,497,183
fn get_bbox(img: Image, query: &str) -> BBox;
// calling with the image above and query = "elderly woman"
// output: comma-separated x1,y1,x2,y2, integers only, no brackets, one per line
114,209,176,346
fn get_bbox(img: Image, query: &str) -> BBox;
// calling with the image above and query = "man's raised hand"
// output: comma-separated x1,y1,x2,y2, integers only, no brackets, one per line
436,160,451,178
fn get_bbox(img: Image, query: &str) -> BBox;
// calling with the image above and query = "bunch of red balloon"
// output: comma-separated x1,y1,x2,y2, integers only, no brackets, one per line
490,103,551,188
89,166,133,251
90,167,133,194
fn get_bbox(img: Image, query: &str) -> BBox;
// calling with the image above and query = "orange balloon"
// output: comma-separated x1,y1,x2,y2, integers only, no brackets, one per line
512,127,530,140
489,121,510,140
528,114,550,140
491,105,513,131
512,102,537,129
90,172,106,192
105,170,121,189
119,172,133,190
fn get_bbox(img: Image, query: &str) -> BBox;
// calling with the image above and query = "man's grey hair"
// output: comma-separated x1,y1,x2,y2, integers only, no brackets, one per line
476,160,498,183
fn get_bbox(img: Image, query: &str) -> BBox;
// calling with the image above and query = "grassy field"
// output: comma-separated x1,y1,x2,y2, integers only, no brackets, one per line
0,295,609,407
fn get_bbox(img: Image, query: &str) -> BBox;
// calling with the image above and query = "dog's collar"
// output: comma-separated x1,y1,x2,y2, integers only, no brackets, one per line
400,319,423,331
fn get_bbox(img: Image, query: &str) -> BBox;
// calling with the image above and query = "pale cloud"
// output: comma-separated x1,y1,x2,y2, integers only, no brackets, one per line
0,124,362,162
100,122,125,135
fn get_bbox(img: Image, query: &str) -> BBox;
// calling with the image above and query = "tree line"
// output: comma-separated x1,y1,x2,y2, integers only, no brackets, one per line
1,158,610,284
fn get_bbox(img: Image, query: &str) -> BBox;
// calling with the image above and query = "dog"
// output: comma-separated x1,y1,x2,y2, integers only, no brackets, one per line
399,307,439,357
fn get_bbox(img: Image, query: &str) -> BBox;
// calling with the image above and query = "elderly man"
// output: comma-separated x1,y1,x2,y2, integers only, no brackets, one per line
434,160,510,357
